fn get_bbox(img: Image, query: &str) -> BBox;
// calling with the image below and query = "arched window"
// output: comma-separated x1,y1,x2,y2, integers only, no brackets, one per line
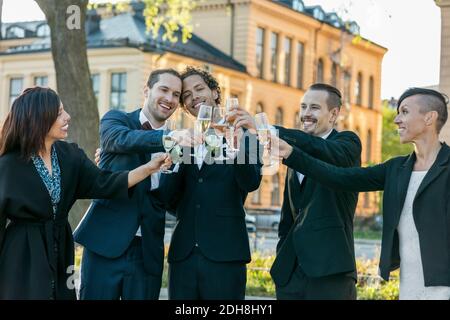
364,192,370,208
331,62,338,87
294,111,301,129
343,72,351,104
255,103,264,114
6,26,25,38
275,107,284,126
366,129,372,163
316,58,324,83
356,72,363,106
271,174,280,206
368,76,374,109
251,188,262,205
36,24,50,37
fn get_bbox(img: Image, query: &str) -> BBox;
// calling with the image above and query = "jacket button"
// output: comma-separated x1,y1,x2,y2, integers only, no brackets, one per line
198,178,203,183
196,204,201,209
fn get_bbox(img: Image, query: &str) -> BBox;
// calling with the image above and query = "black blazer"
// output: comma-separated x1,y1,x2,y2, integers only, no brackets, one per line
284,142,450,286
160,132,262,264
270,128,362,286
74,108,167,277
0,141,130,299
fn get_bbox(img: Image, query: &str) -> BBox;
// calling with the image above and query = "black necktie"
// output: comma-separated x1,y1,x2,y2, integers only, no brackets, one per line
142,121,153,131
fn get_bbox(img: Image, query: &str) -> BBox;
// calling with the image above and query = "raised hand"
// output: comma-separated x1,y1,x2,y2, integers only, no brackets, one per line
147,153,172,173
170,129,201,147
226,107,257,134
269,134,293,160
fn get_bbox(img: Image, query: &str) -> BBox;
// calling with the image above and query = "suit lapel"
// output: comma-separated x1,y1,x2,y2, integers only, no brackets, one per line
54,142,70,215
396,153,415,220
287,168,302,219
27,156,54,215
130,108,142,130
415,144,450,200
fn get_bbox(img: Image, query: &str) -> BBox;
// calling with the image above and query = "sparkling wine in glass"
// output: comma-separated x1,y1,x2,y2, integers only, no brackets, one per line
196,104,213,134
254,112,275,167
160,120,177,174
210,107,228,160
225,97,240,151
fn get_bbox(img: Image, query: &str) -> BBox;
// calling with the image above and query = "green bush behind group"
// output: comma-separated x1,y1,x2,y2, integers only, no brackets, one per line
74,247,399,300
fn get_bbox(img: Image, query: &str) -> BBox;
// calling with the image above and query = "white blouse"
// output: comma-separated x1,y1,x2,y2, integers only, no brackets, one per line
397,170,450,300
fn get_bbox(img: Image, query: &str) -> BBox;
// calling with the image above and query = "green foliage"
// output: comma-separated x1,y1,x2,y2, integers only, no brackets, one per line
88,0,198,43
143,0,197,43
382,102,414,162
246,253,276,297
356,258,399,300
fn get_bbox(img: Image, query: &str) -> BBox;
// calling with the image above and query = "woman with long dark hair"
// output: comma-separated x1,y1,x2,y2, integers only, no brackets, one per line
0,87,171,299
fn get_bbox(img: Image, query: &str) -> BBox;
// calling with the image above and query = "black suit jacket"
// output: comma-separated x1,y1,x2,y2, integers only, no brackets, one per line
270,128,362,286
74,108,167,277
284,141,450,286
0,141,130,299
161,132,262,264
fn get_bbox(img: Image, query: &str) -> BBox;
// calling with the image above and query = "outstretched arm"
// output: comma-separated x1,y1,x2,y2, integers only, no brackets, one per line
276,126,362,167
100,110,165,154
275,136,387,192
75,145,171,199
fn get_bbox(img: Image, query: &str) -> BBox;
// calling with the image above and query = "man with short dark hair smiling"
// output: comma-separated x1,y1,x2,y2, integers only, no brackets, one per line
233,83,362,299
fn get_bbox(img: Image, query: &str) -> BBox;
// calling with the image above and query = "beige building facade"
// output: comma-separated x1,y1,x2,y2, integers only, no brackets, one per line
0,0,386,216
437,0,450,143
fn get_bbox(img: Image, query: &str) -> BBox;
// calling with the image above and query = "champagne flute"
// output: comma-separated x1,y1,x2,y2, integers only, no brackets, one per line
196,104,212,135
161,120,177,174
194,104,212,157
225,97,240,152
254,112,275,167
210,107,229,160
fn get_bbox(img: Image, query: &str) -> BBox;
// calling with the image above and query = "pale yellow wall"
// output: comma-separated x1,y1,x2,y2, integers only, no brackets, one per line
191,1,233,56
87,48,146,117
438,0,450,143
0,51,56,120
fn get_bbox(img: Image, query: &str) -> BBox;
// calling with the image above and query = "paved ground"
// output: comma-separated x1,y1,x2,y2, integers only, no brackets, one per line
158,288,274,300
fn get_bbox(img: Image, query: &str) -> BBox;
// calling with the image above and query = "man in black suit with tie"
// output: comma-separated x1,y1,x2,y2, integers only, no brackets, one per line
233,83,361,299
160,67,262,300
74,69,189,300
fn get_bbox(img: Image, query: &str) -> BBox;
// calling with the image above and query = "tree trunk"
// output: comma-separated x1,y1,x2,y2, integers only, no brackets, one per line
35,0,99,229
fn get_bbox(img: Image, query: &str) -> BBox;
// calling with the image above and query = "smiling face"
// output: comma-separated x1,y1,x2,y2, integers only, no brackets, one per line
47,103,71,141
181,74,219,117
143,73,181,124
300,89,339,136
394,95,436,144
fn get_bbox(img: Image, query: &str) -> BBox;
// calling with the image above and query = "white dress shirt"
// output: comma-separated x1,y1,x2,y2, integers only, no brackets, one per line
296,129,333,185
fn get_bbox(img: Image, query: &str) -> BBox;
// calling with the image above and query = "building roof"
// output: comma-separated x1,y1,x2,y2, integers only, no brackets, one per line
272,0,386,51
0,13,246,73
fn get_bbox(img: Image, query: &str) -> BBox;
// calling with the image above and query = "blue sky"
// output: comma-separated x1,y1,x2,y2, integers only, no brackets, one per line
1,0,442,99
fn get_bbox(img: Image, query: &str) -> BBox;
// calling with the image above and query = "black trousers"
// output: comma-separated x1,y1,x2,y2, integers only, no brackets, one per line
168,246,247,300
276,264,356,300
79,237,162,300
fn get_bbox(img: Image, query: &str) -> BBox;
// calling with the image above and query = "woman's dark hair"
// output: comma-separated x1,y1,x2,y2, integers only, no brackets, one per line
398,87,449,133
0,86,61,160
